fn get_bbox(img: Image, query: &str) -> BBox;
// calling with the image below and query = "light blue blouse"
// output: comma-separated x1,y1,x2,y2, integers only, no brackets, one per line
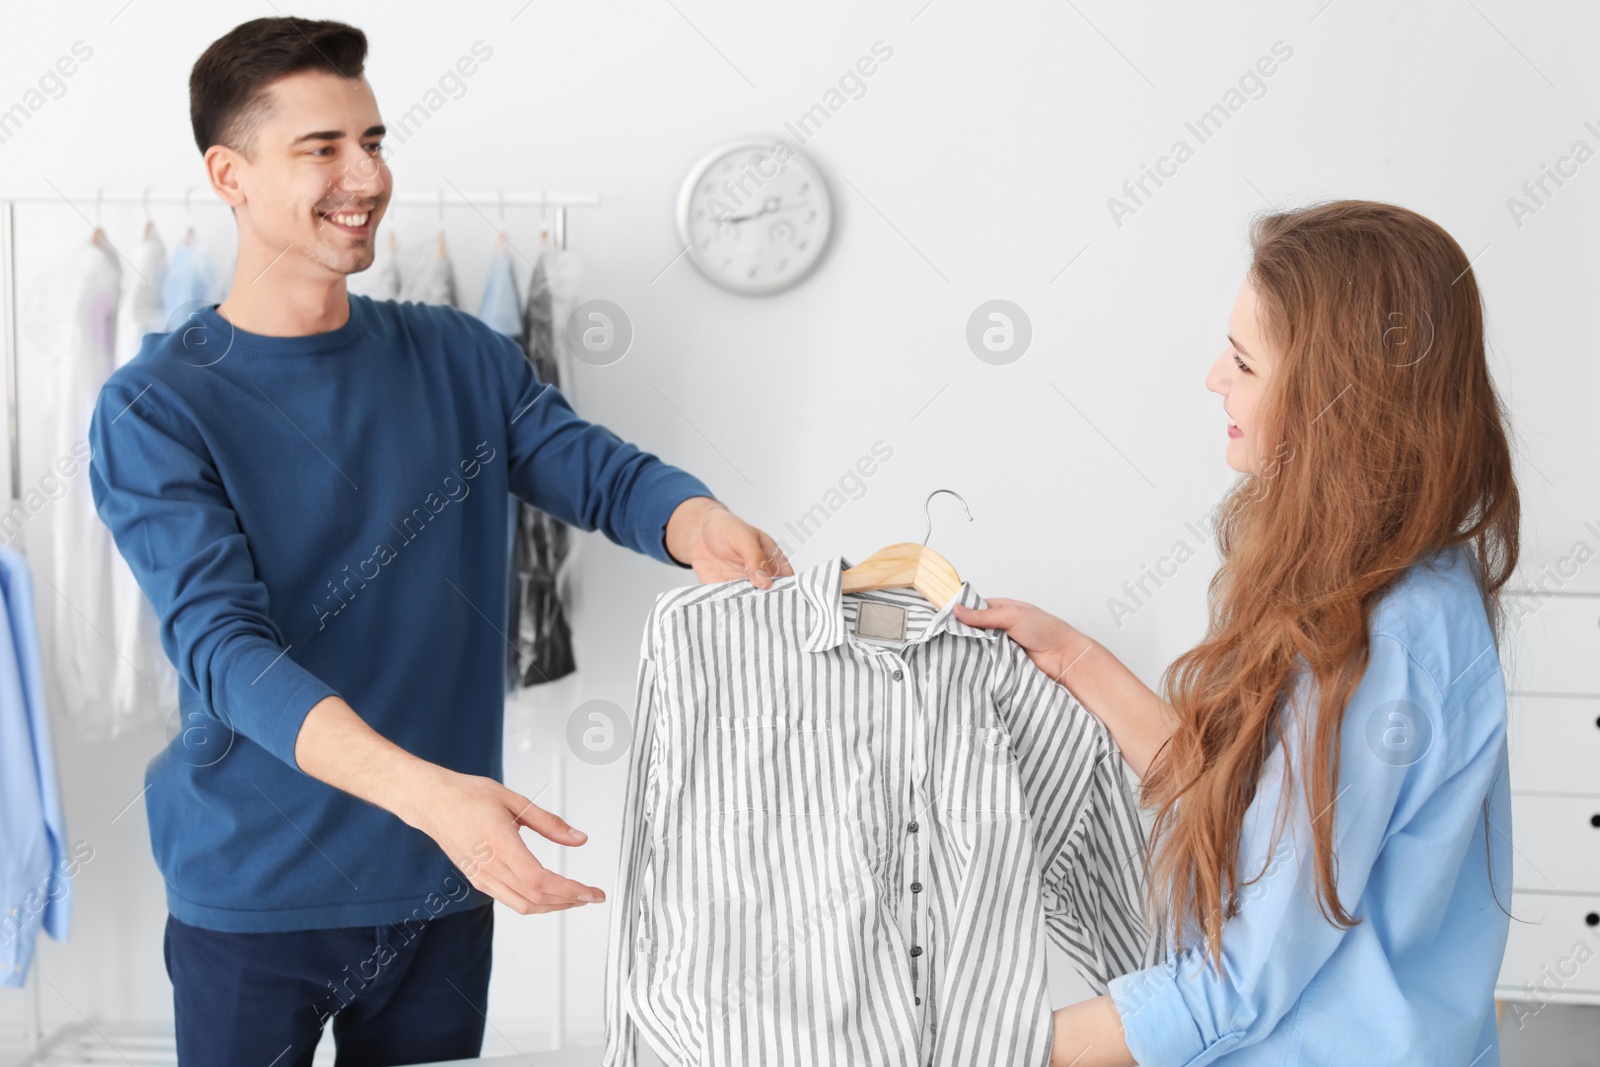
1109,543,1512,1065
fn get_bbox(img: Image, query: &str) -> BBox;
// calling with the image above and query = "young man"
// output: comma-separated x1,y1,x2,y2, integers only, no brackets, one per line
87,16,789,1065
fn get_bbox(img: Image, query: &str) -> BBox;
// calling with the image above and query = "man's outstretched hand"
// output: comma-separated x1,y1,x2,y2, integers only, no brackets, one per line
665,496,793,588
296,696,606,916
401,765,605,915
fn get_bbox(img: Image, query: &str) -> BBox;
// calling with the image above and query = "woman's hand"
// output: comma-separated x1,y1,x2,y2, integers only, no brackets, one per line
953,597,1176,778
952,597,1096,685
1050,996,1136,1067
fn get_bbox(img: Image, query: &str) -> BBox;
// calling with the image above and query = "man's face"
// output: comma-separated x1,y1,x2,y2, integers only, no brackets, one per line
230,70,390,279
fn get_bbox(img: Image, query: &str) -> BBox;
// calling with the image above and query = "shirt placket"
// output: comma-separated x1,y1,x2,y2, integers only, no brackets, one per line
895,643,936,1059
848,600,939,1062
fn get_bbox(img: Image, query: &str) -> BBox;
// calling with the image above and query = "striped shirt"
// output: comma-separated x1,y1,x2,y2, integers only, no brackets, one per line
603,554,1157,1067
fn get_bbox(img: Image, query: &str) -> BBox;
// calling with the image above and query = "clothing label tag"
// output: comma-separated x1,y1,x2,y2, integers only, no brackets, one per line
856,602,907,641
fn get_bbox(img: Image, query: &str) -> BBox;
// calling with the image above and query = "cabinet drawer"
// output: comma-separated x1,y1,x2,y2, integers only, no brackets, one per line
1508,693,1600,796
1504,592,1600,696
1496,891,1600,1001
1511,794,1600,893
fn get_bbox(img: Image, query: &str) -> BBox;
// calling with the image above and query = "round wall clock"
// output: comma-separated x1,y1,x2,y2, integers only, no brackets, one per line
676,138,833,295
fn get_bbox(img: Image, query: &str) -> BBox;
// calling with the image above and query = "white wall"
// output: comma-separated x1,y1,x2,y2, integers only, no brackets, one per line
2,0,1595,1055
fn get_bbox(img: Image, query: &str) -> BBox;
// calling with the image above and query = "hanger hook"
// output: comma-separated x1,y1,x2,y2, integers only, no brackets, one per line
142,186,151,221
438,189,445,225
94,186,103,226
497,189,506,225
184,186,194,220
922,489,973,547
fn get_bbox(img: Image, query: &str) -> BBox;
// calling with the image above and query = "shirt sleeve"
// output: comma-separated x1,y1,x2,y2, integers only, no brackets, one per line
86,379,341,770
998,637,1157,992
1106,632,1473,1067
481,322,714,570
602,604,668,1066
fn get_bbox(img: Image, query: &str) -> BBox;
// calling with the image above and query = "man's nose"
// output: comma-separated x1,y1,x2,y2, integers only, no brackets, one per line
338,149,385,195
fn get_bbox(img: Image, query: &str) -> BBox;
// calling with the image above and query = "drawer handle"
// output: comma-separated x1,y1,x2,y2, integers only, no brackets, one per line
1589,913,1600,928
1593,815,1600,829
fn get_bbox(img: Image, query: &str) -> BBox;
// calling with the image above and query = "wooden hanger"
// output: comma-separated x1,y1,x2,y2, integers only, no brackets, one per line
840,490,973,608
436,190,448,259
89,187,105,246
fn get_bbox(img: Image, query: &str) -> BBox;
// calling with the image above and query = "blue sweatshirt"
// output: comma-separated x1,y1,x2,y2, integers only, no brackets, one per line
87,294,714,933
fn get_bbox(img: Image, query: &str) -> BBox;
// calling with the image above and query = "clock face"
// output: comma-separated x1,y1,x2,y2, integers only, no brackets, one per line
677,139,832,295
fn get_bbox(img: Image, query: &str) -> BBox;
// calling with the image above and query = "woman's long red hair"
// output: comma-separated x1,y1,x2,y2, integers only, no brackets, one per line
1141,200,1520,964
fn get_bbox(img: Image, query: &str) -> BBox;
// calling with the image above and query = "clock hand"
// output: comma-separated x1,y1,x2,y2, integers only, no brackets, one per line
722,200,814,224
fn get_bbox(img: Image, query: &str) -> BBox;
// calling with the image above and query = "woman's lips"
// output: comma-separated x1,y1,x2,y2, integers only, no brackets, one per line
1227,423,1242,439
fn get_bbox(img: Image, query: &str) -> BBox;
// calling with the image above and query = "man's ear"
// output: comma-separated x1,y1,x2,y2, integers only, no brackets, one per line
205,144,247,212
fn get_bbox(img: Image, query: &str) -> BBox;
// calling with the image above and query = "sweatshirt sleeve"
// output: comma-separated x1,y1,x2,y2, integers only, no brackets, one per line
87,377,341,770
479,321,714,569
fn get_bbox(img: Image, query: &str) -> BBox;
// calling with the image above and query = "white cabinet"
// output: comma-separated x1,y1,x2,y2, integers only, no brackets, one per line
1495,592,1600,1007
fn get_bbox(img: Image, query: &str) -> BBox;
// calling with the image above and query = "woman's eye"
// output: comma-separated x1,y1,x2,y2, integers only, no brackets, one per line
1232,352,1251,374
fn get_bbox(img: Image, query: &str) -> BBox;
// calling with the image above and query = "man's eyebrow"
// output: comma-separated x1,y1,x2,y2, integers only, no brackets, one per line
289,124,386,147
1227,334,1253,359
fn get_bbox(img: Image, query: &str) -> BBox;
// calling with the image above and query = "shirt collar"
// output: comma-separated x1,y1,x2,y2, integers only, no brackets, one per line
797,554,1000,654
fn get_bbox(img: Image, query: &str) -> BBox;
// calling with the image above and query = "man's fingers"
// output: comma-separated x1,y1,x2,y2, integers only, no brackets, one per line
739,527,776,587
532,870,606,904
758,530,794,578
477,873,539,916
513,801,588,846
492,831,601,906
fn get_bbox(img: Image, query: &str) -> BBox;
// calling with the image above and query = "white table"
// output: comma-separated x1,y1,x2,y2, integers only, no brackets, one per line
422,1050,604,1066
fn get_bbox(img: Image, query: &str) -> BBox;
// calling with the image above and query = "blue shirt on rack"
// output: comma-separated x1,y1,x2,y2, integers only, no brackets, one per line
0,543,76,985
1109,543,1513,1066
87,293,713,933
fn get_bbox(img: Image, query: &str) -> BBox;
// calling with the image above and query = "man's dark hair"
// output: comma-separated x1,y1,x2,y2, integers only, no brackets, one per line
189,16,367,158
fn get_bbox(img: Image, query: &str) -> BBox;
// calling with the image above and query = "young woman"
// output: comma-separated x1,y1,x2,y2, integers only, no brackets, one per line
955,200,1520,1066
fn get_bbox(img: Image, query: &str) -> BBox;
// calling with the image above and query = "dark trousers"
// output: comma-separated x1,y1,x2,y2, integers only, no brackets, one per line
164,904,494,1066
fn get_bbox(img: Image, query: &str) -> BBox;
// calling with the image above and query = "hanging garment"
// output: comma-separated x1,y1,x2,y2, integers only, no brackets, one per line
0,544,74,986
396,233,458,307
472,242,562,693
476,242,535,692
161,235,219,321
475,241,521,337
109,227,180,729
507,242,582,687
603,554,1160,1067
348,231,402,301
114,225,167,364
36,240,122,734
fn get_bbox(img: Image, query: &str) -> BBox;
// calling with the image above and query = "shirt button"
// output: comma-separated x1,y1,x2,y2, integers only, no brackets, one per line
915,997,922,1005
892,669,904,681
910,945,923,957
908,821,919,833
910,881,922,893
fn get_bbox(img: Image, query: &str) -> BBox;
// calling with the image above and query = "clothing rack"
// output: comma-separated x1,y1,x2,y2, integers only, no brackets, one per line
1,186,597,1062
1,187,600,505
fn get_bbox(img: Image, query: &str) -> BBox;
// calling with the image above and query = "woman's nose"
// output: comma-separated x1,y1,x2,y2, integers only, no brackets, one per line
1205,353,1229,396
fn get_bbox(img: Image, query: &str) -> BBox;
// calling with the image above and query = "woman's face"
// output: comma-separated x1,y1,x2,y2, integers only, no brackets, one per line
1206,277,1276,474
